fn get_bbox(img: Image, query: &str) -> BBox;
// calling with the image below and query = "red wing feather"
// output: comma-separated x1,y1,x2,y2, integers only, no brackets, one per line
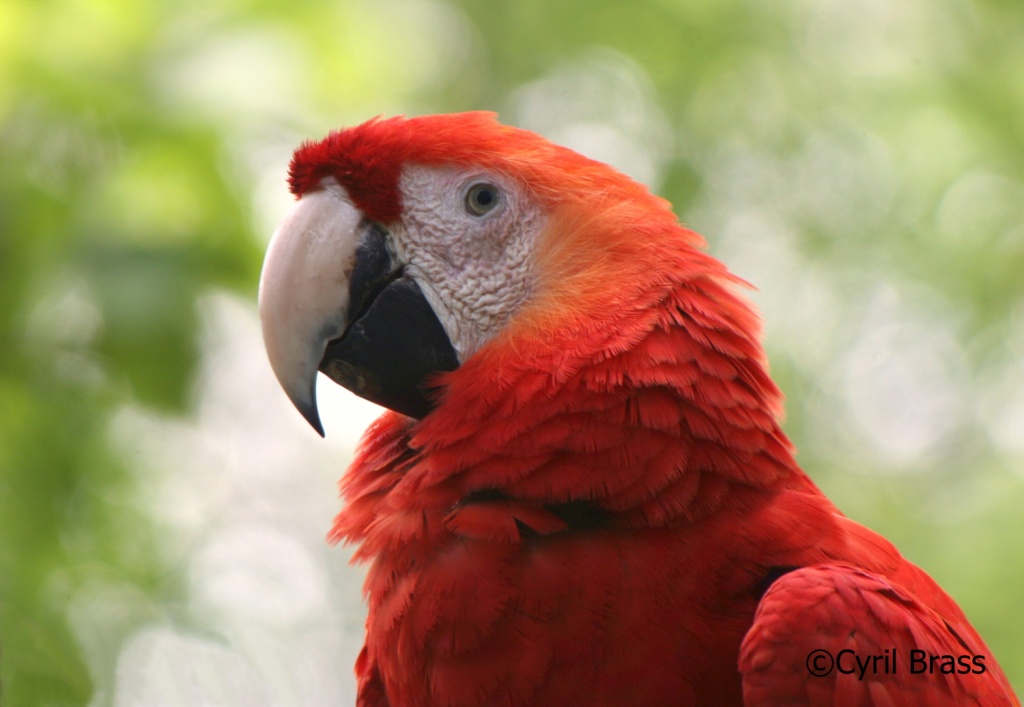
740,564,1019,706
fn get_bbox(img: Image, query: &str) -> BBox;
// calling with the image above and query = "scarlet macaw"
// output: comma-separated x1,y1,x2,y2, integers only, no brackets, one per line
258,112,1018,706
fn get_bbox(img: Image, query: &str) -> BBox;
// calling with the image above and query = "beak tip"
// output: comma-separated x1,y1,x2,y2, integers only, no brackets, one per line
295,396,326,438
305,412,326,438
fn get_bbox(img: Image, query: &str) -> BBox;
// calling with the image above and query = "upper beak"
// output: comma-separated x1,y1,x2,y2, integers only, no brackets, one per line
258,182,459,436
258,184,360,435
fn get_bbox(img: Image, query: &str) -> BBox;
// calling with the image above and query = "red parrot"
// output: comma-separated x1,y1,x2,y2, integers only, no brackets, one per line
257,112,1018,706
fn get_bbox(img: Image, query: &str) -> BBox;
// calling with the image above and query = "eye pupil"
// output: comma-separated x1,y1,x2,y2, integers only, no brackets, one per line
466,183,500,215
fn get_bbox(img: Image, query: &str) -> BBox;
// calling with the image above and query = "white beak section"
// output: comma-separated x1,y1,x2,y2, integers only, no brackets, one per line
258,185,363,436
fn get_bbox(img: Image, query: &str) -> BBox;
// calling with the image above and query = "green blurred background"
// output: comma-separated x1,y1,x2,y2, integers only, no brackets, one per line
2,0,1023,704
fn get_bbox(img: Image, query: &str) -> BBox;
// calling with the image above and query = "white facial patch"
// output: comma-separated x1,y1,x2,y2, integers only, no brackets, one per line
393,165,546,360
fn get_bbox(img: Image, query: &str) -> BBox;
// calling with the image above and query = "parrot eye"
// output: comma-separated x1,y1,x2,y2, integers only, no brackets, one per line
465,182,501,216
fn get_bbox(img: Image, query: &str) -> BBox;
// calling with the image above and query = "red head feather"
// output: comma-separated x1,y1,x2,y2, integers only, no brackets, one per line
288,112,666,225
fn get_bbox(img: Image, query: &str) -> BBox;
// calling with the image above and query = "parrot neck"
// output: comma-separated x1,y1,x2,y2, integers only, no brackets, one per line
383,269,805,530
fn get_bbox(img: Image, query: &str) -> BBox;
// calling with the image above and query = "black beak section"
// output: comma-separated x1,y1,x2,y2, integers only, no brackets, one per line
319,224,459,419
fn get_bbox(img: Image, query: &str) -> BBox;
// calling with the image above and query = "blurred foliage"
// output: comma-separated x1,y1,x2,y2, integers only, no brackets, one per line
1,0,1023,704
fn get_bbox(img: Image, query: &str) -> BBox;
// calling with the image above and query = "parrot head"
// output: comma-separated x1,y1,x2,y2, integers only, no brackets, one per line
259,112,743,436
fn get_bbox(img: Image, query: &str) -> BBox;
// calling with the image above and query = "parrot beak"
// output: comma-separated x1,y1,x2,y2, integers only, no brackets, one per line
258,182,458,436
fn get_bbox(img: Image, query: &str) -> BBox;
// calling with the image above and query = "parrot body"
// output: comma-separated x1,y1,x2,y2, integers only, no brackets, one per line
258,113,1019,706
